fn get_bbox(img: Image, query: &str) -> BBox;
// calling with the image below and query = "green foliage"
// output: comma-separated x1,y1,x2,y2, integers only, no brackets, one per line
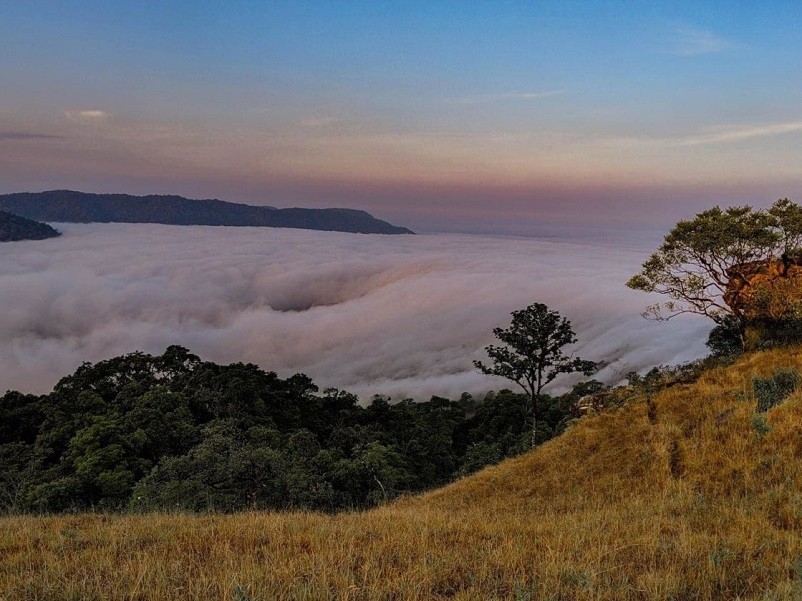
745,317,802,350
67,416,149,506
768,198,802,254
456,442,504,477
706,315,745,358
753,369,799,413
133,420,289,512
626,361,708,394
751,415,772,440
0,443,35,513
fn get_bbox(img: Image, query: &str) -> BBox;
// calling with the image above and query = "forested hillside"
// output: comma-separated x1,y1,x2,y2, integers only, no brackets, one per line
0,210,60,242
3,347,802,599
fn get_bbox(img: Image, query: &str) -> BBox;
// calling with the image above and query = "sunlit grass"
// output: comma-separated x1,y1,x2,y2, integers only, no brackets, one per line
3,348,802,599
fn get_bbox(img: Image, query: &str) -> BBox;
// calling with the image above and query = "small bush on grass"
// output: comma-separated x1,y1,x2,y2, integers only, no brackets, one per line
753,369,800,413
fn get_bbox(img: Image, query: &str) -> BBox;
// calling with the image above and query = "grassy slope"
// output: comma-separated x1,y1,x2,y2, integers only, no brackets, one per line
3,349,802,600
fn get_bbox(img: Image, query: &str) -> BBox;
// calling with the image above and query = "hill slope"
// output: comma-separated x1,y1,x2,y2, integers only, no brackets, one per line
0,190,414,234
0,210,60,242
3,349,802,599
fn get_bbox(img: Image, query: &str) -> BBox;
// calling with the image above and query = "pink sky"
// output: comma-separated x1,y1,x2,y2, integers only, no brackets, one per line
2,2,802,233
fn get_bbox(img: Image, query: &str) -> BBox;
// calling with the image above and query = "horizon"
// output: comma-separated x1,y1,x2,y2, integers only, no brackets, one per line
0,187,675,237
2,2,802,234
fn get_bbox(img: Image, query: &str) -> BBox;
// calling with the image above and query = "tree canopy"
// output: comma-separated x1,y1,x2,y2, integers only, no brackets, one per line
627,199,802,344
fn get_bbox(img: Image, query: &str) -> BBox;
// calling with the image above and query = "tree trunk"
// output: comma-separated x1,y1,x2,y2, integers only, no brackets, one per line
739,320,748,350
530,396,537,449
531,415,537,449
373,474,387,501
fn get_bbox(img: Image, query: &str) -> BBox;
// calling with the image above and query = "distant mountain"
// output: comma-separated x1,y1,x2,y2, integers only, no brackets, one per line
0,210,61,242
0,190,414,235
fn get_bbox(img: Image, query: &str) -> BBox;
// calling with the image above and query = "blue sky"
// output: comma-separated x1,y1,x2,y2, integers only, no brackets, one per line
2,1,802,232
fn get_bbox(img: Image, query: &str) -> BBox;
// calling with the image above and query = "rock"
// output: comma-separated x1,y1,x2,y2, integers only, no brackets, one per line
724,257,802,320
573,392,609,417
714,407,736,425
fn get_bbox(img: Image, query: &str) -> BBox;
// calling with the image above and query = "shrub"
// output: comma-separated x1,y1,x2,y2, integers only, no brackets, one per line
706,316,744,358
753,369,800,413
751,414,772,440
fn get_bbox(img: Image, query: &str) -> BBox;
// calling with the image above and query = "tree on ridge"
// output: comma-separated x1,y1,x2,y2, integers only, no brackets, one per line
474,303,597,448
626,198,802,349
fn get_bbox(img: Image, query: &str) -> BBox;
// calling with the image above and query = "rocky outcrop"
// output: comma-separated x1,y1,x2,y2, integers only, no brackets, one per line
724,256,802,320
572,392,611,417
724,256,802,348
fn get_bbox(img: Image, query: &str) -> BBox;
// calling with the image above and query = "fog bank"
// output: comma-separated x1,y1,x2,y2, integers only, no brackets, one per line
0,224,710,400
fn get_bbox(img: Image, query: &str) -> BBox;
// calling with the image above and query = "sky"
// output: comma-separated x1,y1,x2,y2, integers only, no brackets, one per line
2,1,802,233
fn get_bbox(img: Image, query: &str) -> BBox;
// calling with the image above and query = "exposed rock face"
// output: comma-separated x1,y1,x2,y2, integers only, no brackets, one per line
724,257,802,320
572,392,610,417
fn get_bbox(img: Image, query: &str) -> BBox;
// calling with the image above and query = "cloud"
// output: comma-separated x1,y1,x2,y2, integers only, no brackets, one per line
599,120,802,150
0,223,710,401
0,131,64,141
668,25,729,56
455,90,565,105
676,121,802,146
64,110,110,123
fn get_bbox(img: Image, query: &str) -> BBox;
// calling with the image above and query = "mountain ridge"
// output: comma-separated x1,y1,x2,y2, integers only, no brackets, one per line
0,190,414,234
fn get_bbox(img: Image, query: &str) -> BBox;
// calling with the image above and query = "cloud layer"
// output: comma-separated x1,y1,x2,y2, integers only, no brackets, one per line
0,224,711,400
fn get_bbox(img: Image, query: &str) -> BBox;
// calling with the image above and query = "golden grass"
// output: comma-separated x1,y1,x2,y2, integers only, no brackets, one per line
4,348,802,600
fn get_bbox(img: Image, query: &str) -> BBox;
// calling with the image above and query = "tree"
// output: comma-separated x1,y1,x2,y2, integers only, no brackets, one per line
474,303,597,448
626,200,802,347
768,198,802,255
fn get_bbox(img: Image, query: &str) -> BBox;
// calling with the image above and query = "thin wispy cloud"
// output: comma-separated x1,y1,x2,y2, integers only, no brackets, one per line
668,25,729,56
455,90,565,105
0,131,63,141
64,110,110,123
677,121,802,146
602,120,802,150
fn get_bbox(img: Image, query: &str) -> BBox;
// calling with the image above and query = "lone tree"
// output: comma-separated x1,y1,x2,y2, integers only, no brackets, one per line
626,199,802,348
474,303,597,448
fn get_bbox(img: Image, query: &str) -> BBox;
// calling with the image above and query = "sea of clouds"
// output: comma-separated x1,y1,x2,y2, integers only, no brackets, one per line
0,223,711,400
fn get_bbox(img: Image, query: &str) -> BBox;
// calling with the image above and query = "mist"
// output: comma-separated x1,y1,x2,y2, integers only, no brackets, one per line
0,223,711,400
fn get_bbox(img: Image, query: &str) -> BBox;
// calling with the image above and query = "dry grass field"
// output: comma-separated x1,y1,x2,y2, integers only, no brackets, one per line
3,348,802,600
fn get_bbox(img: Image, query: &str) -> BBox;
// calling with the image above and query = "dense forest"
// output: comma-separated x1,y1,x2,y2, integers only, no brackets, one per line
0,346,603,514
0,210,60,242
